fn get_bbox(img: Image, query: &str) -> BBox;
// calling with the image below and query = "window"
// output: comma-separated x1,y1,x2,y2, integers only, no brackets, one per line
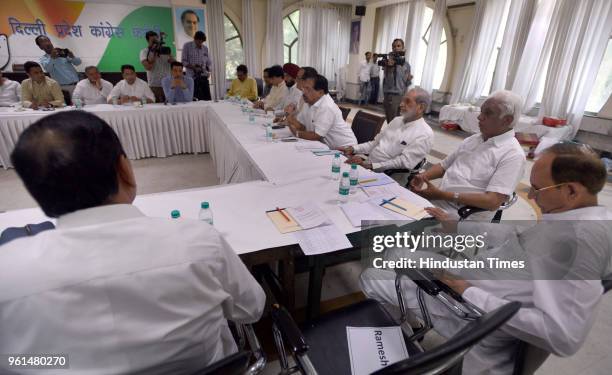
415,6,448,90
283,10,300,64
224,15,243,79
585,38,612,114
481,0,511,96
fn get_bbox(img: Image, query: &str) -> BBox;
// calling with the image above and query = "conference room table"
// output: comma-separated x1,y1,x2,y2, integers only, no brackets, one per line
0,100,433,317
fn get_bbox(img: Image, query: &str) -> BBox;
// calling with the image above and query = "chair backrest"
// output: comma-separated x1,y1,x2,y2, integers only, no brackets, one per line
338,106,351,121
62,90,72,106
255,78,264,98
197,350,251,375
603,273,612,293
0,221,55,246
351,110,385,144
375,301,521,374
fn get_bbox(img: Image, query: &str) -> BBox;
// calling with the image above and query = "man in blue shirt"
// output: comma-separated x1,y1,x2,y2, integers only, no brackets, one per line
35,36,81,97
161,62,194,103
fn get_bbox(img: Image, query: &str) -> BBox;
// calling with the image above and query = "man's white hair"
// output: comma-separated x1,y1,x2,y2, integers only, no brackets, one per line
487,90,523,128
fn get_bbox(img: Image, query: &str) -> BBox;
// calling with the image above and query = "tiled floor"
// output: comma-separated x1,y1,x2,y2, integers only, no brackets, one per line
0,117,610,374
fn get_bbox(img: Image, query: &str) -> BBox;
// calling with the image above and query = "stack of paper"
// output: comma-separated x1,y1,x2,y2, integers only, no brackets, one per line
295,142,329,152
293,224,352,255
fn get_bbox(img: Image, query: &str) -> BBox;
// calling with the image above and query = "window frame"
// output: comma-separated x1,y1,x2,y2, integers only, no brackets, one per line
283,10,300,64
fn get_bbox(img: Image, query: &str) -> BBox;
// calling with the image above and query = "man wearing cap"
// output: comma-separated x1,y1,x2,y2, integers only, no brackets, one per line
281,63,302,110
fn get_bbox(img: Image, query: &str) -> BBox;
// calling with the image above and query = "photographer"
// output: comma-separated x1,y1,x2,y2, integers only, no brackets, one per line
381,38,412,123
35,35,81,96
140,31,175,103
181,31,212,101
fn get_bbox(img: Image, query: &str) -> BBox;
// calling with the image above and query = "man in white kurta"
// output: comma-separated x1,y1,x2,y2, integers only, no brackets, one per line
107,64,155,104
410,90,526,220
72,66,113,105
341,87,434,172
0,111,266,375
360,142,612,375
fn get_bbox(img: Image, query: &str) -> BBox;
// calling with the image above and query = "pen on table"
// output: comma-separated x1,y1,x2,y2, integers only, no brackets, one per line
276,207,291,222
380,197,406,211
359,178,378,184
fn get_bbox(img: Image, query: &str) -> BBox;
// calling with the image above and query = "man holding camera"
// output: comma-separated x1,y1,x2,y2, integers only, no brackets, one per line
140,31,175,103
36,35,81,97
382,38,412,123
181,31,212,101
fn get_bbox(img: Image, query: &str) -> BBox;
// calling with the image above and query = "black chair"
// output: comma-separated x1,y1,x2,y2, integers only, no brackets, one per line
458,192,519,222
384,158,427,188
338,106,351,121
0,221,55,246
351,110,386,144
271,268,521,375
255,78,264,98
62,90,72,106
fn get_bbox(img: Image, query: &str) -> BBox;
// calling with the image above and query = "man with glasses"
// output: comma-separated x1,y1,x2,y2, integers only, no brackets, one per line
410,90,526,221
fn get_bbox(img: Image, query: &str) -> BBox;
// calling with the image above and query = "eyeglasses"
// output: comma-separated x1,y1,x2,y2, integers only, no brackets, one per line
528,183,566,197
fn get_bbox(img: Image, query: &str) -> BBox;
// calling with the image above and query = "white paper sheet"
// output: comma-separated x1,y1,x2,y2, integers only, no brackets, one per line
340,200,411,227
346,326,409,375
358,172,396,187
286,202,331,230
293,224,352,255
295,142,329,152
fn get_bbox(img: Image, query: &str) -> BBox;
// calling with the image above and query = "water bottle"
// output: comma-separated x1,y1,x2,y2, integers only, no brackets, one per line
249,109,255,123
265,124,273,142
349,164,358,194
337,172,350,204
198,201,214,225
331,153,341,180
112,96,118,106
170,209,181,219
74,97,82,109
141,95,147,107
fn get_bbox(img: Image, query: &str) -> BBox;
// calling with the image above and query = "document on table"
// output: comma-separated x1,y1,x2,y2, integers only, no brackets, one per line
340,200,410,227
312,150,338,156
286,202,331,230
378,197,428,220
358,172,395,187
295,142,329,152
346,326,409,375
266,209,302,233
293,224,352,255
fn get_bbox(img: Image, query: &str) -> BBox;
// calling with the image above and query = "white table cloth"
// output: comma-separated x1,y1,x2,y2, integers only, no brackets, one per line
0,103,210,168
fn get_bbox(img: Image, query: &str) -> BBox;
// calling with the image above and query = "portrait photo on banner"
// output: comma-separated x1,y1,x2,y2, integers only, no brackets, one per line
173,6,205,51
350,20,360,55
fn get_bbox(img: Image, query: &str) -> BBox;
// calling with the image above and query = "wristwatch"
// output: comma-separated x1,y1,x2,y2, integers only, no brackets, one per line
453,192,460,204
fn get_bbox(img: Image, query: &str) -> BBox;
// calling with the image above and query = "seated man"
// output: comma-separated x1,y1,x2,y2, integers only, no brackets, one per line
340,87,434,172
21,61,65,109
107,64,155,104
361,142,612,374
261,67,271,98
72,65,113,105
161,61,194,103
286,74,357,149
276,67,318,124
253,65,287,111
227,64,257,101
410,90,526,220
2,111,266,374
281,63,302,110
0,69,21,106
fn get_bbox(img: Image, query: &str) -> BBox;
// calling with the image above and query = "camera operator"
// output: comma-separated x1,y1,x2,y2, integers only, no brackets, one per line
35,35,81,97
140,31,175,103
381,38,412,123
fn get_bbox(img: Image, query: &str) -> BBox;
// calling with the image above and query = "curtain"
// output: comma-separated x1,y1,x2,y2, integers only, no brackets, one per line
538,0,612,138
264,0,283,67
297,3,351,84
510,0,557,112
450,0,507,104
405,0,425,85
242,0,260,78
420,0,447,92
491,0,536,92
207,0,226,100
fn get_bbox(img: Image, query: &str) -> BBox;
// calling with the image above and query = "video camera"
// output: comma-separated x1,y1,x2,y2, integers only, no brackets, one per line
375,51,406,67
149,32,172,55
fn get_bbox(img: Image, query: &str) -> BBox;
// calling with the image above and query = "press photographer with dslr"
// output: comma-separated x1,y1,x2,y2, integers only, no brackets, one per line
35,35,81,96
140,31,175,103
380,38,412,123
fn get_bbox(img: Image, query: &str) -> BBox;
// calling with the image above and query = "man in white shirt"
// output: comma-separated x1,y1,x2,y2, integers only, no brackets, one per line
108,64,155,104
2,111,266,374
360,142,612,375
286,74,357,149
253,65,288,111
410,90,526,220
358,52,372,106
369,54,381,104
72,66,113,105
0,70,21,106
339,87,434,172
281,63,302,110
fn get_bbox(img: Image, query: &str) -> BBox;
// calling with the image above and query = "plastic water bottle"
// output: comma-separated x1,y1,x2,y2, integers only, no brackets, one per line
141,96,147,107
349,164,358,194
74,97,82,109
198,201,214,225
265,124,273,142
249,109,255,123
338,172,350,204
112,96,118,106
331,153,341,180
170,210,181,219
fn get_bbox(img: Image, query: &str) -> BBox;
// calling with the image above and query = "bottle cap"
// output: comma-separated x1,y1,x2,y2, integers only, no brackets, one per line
201,201,210,209
334,153,340,158
342,171,349,177
171,210,181,219
351,164,357,169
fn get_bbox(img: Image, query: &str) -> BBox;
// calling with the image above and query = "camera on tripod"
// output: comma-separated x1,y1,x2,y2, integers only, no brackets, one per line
149,32,172,55
375,51,406,67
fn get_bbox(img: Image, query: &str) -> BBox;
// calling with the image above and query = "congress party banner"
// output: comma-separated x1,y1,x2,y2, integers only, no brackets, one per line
0,0,176,72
